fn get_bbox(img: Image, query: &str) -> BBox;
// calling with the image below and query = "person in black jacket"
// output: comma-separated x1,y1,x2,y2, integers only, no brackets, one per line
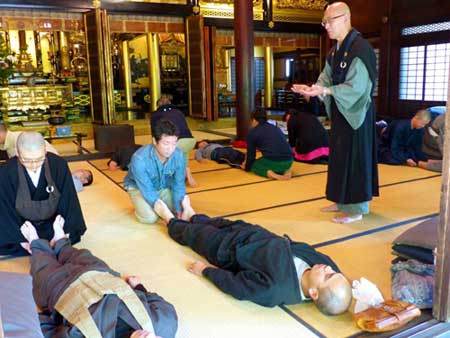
284,109,329,164
155,199,352,315
244,109,293,180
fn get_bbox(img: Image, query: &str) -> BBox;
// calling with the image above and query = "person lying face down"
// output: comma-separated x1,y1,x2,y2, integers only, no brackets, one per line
153,197,352,315
20,218,177,338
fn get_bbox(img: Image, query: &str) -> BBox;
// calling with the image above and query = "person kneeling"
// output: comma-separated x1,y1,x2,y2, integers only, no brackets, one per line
244,109,293,181
155,199,352,314
21,219,177,338
125,119,189,224
0,131,86,255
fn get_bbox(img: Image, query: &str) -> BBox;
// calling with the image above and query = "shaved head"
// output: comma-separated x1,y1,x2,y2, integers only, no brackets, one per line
322,2,352,42
17,131,46,154
326,2,351,16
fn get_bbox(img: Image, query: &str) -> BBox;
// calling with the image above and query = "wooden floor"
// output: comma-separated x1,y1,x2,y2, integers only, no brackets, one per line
0,139,442,338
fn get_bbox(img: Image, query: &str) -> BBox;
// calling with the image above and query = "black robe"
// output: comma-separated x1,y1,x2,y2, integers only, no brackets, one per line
0,153,86,255
326,29,379,204
168,214,340,307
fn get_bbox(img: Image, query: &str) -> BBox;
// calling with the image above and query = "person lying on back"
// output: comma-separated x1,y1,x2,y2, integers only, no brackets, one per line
154,198,352,314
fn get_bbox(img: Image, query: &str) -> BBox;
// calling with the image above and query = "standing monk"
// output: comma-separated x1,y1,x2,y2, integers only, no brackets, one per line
292,2,379,224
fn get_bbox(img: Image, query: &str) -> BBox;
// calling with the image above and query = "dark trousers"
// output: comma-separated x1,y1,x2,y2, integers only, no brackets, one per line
168,214,250,270
211,147,245,167
30,239,112,311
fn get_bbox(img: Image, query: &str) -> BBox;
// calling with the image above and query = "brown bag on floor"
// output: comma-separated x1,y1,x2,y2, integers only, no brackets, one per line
354,299,421,332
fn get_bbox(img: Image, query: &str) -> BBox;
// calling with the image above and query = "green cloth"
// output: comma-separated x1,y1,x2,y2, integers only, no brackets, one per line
337,201,369,215
317,57,373,130
177,138,196,164
251,158,293,178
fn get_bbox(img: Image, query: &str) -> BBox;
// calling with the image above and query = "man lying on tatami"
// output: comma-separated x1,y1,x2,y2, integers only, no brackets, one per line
154,198,352,314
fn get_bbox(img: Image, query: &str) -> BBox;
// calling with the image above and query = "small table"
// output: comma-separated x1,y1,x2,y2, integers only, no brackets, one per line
45,132,87,154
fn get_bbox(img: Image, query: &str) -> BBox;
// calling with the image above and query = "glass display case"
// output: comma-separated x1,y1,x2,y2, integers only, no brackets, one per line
0,23,91,126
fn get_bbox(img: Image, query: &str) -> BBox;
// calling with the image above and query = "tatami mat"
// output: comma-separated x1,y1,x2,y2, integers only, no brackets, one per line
0,157,442,338
186,165,438,218
0,161,319,338
287,220,430,338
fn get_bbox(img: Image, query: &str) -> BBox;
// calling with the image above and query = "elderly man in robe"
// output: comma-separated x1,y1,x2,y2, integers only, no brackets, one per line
292,2,379,224
0,131,86,255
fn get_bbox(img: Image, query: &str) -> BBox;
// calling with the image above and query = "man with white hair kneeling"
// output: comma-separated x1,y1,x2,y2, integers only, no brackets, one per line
0,131,86,255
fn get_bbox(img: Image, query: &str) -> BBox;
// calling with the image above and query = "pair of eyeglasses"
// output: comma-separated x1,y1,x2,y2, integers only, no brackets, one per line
20,156,46,164
321,13,346,27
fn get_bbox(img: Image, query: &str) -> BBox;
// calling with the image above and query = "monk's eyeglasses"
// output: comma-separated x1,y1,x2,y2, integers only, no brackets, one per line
321,13,346,27
19,156,45,164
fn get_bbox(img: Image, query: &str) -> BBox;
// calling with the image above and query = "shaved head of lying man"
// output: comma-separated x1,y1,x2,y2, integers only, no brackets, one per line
154,197,352,315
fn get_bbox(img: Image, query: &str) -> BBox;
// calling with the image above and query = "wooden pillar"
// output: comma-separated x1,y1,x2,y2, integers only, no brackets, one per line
122,40,133,119
234,0,254,140
433,81,450,322
264,46,273,108
147,33,161,112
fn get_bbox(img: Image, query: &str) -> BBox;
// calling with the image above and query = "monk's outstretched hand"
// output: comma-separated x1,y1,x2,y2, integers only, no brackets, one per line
188,261,209,276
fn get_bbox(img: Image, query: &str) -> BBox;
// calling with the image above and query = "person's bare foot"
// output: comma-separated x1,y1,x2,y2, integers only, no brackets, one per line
154,200,175,224
267,170,291,181
332,213,363,224
108,161,119,171
186,167,198,187
320,204,339,212
20,221,39,253
50,215,68,247
181,195,196,221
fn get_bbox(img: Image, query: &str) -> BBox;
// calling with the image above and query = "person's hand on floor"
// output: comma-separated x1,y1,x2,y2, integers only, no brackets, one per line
406,158,417,167
125,275,141,288
240,159,246,169
418,160,427,169
188,261,209,276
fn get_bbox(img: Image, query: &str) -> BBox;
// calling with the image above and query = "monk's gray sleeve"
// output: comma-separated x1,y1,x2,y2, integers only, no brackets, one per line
328,58,373,130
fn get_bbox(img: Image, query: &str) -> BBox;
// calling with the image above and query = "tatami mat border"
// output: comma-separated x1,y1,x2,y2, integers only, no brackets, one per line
189,170,328,195
88,160,125,191
219,174,440,218
313,212,439,248
279,304,327,338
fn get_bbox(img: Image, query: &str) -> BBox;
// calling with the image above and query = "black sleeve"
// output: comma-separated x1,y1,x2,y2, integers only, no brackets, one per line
202,267,275,307
134,283,148,293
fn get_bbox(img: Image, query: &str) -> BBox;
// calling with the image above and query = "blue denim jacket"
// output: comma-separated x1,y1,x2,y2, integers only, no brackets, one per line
124,144,186,212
